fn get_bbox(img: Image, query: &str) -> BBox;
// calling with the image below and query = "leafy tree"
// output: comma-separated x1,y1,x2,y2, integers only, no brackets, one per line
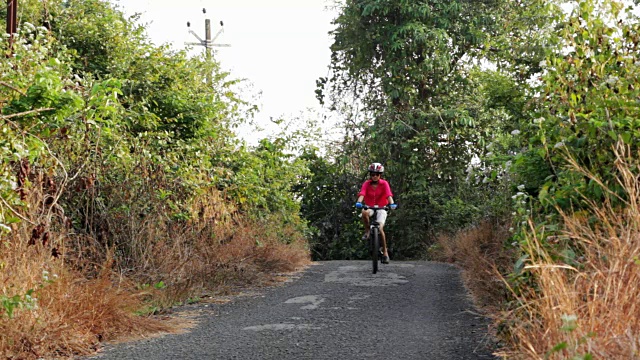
529,0,640,209
0,0,309,267
295,149,365,260
317,0,525,257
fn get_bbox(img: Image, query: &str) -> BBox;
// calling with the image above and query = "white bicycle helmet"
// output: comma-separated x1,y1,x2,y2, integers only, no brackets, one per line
368,162,384,173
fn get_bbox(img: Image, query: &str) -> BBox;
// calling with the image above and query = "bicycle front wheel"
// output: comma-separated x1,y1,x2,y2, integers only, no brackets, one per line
371,227,379,274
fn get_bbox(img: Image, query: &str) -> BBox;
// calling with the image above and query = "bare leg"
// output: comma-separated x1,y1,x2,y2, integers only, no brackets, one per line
361,209,370,238
380,226,389,257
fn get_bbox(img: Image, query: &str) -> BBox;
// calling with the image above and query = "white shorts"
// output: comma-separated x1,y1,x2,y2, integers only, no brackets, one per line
365,209,388,226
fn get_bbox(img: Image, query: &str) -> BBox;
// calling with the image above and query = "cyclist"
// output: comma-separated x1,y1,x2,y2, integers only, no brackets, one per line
355,162,397,264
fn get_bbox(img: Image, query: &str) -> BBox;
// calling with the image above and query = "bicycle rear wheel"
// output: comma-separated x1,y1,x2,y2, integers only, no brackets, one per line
371,227,379,274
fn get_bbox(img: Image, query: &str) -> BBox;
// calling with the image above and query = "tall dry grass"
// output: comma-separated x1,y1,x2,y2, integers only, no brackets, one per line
1,169,310,359
501,144,640,359
132,211,311,308
0,246,168,359
435,220,515,312
0,169,169,359
99,186,311,308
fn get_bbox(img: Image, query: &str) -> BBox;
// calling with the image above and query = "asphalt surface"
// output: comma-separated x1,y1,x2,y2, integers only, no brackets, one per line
89,261,497,360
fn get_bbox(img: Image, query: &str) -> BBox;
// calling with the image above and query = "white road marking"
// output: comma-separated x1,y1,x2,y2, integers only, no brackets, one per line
242,323,322,331
390,263,416,268
284,295,326,310
324,265,409,287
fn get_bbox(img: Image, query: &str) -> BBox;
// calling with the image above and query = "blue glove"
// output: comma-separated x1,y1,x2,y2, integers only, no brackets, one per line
390,204,397,210
355,202,363,209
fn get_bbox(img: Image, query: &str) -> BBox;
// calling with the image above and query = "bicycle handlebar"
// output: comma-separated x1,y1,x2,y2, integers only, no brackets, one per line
362,205,392,211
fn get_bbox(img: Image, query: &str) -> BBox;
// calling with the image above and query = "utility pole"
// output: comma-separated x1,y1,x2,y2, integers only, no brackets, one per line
205,18,212,61
186,8,230,84
6,0,18,56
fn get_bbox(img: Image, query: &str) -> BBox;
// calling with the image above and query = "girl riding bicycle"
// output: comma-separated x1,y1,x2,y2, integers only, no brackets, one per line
355,163,396,264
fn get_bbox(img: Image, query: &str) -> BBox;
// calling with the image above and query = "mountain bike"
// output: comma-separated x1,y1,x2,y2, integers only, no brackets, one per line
362,205,390,274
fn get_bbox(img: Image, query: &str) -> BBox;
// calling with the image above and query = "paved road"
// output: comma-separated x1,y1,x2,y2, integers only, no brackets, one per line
90,261,496,359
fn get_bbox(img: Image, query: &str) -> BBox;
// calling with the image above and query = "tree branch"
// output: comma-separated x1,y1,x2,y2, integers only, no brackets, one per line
0,81,26,96
0,197,36,226
0,108,55,120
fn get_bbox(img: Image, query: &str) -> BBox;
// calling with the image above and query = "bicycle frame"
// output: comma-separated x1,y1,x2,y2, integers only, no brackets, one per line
362,205,388,274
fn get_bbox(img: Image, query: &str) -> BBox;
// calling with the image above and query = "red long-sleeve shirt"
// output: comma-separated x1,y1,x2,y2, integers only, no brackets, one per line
358,179,393,207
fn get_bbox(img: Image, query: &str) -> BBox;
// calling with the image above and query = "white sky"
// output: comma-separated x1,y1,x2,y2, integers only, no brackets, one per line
113,0,340,145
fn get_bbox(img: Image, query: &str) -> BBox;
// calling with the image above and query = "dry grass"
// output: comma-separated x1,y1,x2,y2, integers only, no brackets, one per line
107,186,311,308
0,238,169,359
0,169,170,359
136,213,311,308
435,220,515,312
1,176,310,359
501,144,640,359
